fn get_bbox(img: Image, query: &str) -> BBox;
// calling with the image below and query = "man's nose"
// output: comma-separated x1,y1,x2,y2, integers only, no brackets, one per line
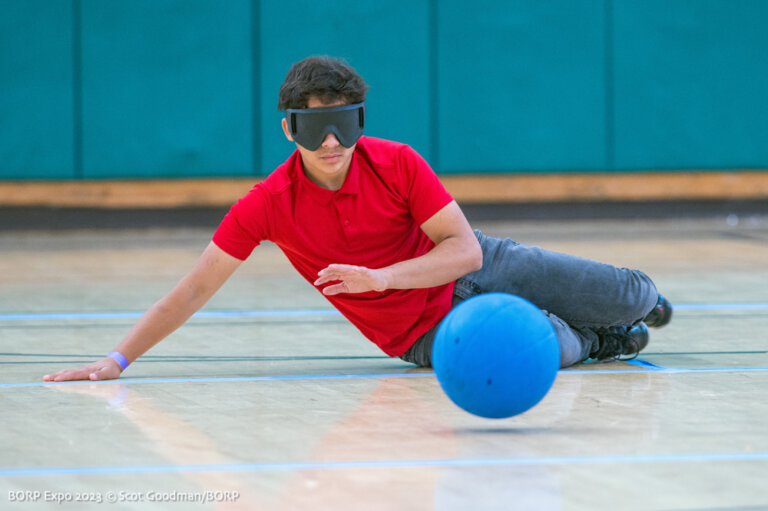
321,133,340,148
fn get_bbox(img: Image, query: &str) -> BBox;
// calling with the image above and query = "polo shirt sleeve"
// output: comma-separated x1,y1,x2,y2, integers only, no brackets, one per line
212,185,271,260
398,144,454,225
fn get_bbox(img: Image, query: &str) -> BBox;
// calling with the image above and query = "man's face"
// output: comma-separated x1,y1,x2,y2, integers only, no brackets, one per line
281,97,357,190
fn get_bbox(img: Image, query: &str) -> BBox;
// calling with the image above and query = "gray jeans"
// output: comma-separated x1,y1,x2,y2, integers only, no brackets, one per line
400,230,659,368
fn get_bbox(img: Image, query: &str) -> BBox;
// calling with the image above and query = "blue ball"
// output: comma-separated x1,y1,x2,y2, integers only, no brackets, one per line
432,293,560,419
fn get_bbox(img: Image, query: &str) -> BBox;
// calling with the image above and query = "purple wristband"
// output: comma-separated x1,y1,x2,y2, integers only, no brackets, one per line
107,351,130,371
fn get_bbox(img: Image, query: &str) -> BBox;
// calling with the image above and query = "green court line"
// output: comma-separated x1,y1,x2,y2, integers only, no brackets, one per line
0,354,390,365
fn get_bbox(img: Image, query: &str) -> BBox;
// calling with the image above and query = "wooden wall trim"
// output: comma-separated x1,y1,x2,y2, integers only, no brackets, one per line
1,171,767,208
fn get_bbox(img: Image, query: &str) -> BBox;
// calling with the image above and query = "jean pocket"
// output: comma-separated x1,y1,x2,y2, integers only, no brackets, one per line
454,277,482,300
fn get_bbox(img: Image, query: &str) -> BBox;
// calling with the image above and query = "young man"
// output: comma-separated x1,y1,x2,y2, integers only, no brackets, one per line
43,56,671,383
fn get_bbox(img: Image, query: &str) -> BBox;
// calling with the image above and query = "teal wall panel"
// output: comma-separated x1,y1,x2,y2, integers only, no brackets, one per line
614,0,768,170
259,0,431,173
80,0,253,178
0,1,74,179
1,1,767,181
438,1,608,173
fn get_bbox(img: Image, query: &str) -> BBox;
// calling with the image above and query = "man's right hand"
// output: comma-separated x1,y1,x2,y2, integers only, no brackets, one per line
43,358,123,382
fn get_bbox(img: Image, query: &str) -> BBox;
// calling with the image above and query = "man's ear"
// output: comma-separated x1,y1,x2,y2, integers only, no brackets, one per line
281,118,295,142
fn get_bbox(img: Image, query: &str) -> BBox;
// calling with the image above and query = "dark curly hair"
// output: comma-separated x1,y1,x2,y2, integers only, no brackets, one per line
278,56,369,110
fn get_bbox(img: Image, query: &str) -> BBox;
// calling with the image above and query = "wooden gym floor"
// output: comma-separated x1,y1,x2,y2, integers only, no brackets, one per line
1,211,767,510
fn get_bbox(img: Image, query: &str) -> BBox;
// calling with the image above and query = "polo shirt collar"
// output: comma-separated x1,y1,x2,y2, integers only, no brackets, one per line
295,151,361,205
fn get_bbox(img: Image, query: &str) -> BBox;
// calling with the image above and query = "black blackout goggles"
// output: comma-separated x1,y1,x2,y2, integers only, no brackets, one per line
285,102,365,151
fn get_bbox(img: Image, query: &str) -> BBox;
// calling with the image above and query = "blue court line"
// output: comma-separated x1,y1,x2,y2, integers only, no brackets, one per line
5,365,768,389
3,451,768,477
0,372,434,389
563,366,768,375
0,309,342,321
1,302,767,322
675,303,768,312
625,359,665,370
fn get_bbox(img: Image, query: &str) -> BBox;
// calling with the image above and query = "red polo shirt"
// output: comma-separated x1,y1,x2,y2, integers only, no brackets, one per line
212,136,455,356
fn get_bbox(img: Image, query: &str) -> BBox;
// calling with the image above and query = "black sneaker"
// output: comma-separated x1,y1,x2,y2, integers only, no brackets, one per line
590,323,649,362
644,295,673,328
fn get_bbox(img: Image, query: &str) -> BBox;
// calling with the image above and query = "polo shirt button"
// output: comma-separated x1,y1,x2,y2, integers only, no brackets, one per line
344,219,350,225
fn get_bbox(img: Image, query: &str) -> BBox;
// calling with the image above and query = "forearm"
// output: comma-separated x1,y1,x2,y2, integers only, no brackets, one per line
381,234,482,290
113,279,209,363
113,242,241,363
316,201,483,296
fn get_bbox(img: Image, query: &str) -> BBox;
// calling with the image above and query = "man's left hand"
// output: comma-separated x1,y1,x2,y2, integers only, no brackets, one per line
314,264,390,295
